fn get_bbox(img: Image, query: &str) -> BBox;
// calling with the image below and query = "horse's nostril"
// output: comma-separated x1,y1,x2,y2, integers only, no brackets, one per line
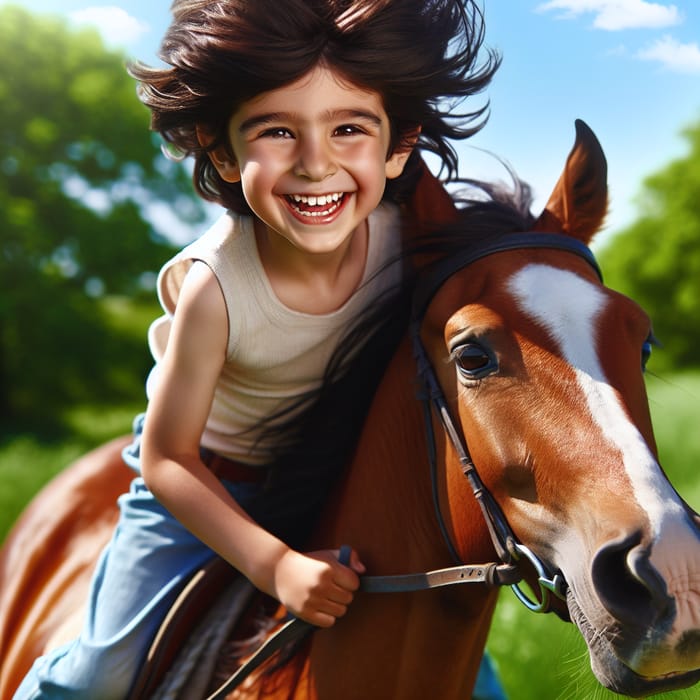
592,532,673,627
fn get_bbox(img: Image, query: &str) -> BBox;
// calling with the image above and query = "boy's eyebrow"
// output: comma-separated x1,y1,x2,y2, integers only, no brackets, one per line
237,113,286,134
237,109,384,134
323,109,384,126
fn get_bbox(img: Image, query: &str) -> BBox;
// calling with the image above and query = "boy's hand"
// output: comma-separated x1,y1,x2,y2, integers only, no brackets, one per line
272,548,366,627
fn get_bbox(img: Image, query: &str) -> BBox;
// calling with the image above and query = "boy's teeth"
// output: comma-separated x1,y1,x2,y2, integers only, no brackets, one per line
291,193,342,206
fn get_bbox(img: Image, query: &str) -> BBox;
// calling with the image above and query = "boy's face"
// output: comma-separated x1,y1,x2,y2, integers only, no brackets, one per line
211,65,411,255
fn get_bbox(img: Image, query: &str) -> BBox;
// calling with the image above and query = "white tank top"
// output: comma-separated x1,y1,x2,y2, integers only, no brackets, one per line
147,203,403,464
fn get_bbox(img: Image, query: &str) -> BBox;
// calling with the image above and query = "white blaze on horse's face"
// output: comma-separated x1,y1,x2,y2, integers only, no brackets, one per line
507,262,700,683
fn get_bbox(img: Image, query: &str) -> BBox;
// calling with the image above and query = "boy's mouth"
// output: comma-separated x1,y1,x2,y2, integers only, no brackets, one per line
285,192,347,219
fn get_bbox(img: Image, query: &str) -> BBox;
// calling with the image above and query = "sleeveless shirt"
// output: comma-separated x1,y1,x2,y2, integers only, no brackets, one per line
146,203,402,465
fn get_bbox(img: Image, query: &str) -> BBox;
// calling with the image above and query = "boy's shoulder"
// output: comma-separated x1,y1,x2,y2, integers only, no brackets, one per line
170,211,255,268
156,211,254,315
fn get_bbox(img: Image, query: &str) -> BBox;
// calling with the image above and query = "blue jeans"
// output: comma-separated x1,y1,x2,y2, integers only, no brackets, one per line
13,418,265,700
474,651,508,700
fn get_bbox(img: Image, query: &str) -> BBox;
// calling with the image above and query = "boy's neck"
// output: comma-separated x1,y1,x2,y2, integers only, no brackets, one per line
253,218,370,315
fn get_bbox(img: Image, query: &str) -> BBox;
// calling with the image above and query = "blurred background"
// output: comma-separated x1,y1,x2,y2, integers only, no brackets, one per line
1,2,699,698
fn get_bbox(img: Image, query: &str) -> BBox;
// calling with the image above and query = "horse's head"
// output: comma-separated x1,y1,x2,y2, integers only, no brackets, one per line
419,120,700,696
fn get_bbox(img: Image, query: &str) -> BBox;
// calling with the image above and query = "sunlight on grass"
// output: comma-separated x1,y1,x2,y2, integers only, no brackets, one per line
62,403,143,443
0,435,84,540
646,370,700,505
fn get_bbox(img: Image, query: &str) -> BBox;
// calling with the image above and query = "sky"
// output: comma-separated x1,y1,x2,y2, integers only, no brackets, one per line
11,0,700,247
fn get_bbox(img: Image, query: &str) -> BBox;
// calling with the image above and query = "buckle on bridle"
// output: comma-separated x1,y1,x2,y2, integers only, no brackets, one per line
509,542,567,613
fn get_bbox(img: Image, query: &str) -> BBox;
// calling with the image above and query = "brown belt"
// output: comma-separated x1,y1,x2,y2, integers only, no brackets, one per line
202,450,268,484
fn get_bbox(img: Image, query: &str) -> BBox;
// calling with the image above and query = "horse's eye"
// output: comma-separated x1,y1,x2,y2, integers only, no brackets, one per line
642,332,660,372
452,343,497,380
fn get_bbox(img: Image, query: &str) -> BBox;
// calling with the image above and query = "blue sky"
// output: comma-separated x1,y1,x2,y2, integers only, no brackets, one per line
12,0,700,246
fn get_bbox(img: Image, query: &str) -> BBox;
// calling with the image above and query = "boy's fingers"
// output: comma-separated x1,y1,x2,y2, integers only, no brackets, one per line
328,585,354,606
336,545,366,574
350,548,366,574
333,564,360,592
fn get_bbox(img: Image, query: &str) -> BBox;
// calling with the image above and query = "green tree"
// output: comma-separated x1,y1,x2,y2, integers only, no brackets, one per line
599,118,700,371
0,6,206,432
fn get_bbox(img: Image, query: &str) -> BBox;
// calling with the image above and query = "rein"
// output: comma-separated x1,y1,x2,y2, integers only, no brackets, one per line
206,232,602,699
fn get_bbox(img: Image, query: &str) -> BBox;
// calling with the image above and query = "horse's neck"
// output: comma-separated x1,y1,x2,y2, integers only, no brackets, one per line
224,336,497,700
323,337,493,569
298,338,499,699
316,338,443,569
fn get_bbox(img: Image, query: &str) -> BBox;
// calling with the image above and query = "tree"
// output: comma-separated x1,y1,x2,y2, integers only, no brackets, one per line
598,119,700,372
0,6,206,432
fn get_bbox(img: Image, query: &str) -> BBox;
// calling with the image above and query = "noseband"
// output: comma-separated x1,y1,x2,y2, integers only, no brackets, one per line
410,232,603,614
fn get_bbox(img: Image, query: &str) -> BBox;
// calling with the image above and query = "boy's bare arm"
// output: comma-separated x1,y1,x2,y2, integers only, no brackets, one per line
140,262,362,626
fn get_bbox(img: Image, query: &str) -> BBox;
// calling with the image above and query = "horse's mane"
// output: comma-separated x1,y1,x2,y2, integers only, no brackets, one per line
413,174,536,258
253,171,535,547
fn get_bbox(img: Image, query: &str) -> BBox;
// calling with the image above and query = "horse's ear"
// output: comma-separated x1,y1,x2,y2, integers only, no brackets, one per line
533,119,608,244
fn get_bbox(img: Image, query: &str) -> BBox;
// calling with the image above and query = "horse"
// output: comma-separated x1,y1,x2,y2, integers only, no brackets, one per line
2,119,700,699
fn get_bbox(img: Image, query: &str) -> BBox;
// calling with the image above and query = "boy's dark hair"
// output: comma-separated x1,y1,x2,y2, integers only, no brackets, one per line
129,0,499,214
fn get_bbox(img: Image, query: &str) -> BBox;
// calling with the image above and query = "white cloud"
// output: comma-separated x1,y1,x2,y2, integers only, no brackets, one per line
637,35,700,73
537,0,683,31
69,6,149,47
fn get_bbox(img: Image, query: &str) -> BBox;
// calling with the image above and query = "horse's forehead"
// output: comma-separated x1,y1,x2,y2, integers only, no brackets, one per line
443,261,608,351
506,263,608,363
506,263,678,534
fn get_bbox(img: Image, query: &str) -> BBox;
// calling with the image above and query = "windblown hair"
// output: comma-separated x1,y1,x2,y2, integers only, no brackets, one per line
129,0,500,213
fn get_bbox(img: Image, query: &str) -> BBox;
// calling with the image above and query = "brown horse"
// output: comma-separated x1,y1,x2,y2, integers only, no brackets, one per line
2,120,700,699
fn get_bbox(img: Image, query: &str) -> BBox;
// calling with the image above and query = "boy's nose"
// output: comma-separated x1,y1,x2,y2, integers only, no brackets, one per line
293,137,336,181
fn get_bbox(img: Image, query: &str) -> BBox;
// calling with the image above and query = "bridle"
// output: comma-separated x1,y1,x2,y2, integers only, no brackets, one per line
206,231,603,699
409,231,602,615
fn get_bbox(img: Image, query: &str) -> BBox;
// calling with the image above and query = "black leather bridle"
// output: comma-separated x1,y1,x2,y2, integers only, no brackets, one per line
206,232,603,699
409,231,602,615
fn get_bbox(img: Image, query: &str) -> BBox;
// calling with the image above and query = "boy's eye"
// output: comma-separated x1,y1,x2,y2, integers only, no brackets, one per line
260,127,293,139
333,124,365,137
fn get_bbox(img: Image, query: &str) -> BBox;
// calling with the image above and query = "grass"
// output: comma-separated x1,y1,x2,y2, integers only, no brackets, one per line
1,370,699,699
0,402,143,540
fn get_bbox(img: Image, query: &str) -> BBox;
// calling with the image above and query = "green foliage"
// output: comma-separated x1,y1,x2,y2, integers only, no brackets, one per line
0,5,206,433
599,120,700,371
0,289,158,536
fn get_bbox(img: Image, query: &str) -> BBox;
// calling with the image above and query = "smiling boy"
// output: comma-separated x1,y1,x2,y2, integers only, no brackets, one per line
139,63,414,630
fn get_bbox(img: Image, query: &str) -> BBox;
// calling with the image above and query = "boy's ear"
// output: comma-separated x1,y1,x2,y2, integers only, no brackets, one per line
195,124,241,183
385,126,421,180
